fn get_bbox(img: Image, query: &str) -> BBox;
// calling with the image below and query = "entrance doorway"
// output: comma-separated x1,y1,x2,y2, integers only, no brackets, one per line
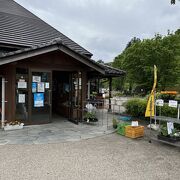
52,71,82,124
52,71,70,119
15,68,82,125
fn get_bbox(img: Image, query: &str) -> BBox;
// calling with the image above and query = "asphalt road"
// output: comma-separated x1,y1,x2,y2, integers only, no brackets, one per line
0,133,179,180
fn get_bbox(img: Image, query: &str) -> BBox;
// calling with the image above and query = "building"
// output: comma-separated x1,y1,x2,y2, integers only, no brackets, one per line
0,0,125,126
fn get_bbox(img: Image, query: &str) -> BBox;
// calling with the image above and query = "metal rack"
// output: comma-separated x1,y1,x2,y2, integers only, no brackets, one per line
149,103,180,147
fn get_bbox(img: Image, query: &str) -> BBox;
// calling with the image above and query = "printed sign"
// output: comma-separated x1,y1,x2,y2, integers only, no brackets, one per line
18,81,27,89
167,122,174,135
18,94,25,103
156,99,164,107
32,76,41,83
131,121,139,127
169,100,178,108
37,82,45,92
32,82,37,93
34,93,44,107
45,82,49,89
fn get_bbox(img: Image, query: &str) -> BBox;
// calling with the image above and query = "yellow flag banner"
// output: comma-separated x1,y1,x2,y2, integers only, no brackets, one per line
145,65,157,117
145,92,155,117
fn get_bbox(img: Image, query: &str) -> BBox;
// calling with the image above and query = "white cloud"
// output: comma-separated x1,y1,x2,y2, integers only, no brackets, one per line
15,0,180,62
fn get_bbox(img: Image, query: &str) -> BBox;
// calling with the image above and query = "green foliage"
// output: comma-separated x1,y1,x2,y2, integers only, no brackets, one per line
84,112,96,119
160,125,168,136
112,118,118,129
124,98,147,117
112,29,180,93
156,93,176,101
156,105,178,118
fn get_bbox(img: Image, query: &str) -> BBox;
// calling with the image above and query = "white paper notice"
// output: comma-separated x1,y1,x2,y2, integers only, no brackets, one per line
169,100,178,108
167,122,174,135
18,94,25,103
131,121,139,126
18,81,27,89
45,82,49,89
37,82,45,92
33,76,41,82
156,99,164,107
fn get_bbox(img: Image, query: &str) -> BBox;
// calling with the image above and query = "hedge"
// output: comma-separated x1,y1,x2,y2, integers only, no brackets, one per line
124,98,178,118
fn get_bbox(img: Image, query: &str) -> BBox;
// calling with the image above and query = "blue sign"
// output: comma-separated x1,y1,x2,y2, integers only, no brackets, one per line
32,82,37,93
34,93,44,107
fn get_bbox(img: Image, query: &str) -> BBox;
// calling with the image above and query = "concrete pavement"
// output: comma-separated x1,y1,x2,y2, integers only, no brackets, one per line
0,118,114,145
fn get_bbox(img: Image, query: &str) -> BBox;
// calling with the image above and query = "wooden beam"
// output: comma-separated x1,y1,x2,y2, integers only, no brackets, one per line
108,77,112,112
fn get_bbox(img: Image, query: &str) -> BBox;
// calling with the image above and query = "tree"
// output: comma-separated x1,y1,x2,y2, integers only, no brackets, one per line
171,0,180,4
97,59,104,64
112,29,180,93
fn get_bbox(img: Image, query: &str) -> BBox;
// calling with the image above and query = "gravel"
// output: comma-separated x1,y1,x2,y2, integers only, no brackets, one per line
0,133,179,180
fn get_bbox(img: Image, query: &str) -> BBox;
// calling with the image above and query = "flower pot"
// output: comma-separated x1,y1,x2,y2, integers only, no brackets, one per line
84,118,98,123
4,123,24,131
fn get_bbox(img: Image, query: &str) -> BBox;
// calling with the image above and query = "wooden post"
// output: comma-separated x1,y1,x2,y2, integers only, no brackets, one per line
108,77,112,112
1,77,5,128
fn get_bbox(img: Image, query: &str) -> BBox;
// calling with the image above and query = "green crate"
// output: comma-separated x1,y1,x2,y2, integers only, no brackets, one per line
117,123,130,136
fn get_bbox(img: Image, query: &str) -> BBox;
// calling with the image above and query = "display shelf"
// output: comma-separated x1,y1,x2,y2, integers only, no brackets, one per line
150,136,180,147
149,101,180,147
155,116,180,124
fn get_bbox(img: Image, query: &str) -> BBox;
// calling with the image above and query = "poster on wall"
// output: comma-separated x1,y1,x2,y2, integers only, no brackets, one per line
45,82,49,89
32,76,41,82
32,82,37,93
34,93,44,107
18,81,27,89
18,94,25,103
37,82,45,92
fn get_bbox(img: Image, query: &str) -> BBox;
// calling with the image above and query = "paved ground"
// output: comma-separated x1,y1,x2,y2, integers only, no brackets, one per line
0,118,114,145
0,133,179,180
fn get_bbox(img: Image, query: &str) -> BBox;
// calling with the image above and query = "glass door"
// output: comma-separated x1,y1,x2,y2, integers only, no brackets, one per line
30,70,52,124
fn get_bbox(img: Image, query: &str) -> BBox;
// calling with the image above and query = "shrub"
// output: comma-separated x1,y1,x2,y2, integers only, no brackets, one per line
124,98,147,117
125,98,178,118
156,104,178,118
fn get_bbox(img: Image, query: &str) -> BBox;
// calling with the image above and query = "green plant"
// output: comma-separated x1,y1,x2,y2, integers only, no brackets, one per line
85,112,96,119
124,98,147,117
112,118,118,129
160,125,168,136
156,104,178,118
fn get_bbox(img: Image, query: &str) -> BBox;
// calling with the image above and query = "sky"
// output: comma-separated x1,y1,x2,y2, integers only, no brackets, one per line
15,0,180,62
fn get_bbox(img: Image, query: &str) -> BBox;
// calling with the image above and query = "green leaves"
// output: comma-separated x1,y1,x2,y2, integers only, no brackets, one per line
112,29,180,93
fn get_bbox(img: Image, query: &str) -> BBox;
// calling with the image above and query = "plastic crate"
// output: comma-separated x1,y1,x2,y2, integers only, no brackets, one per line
117,123,130,136
125,126,144,138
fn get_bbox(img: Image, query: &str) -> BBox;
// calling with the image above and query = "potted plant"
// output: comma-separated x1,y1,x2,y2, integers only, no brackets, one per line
4,121,24,131
112,118,118,129
84,112,98,123
158,124,180,143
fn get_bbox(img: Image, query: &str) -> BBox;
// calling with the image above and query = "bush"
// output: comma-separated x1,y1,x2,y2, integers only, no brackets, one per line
125,98,178,118
124,98,147,117
156,104,178,118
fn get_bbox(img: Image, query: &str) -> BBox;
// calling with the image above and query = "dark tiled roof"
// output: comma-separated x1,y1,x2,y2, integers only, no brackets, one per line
0,0,92,57
0,38,61,58
98,63,126,76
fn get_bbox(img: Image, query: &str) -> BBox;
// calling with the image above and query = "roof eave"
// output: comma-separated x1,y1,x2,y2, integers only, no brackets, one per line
58,45,105,75
0,42,105,74
0,44,59,66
